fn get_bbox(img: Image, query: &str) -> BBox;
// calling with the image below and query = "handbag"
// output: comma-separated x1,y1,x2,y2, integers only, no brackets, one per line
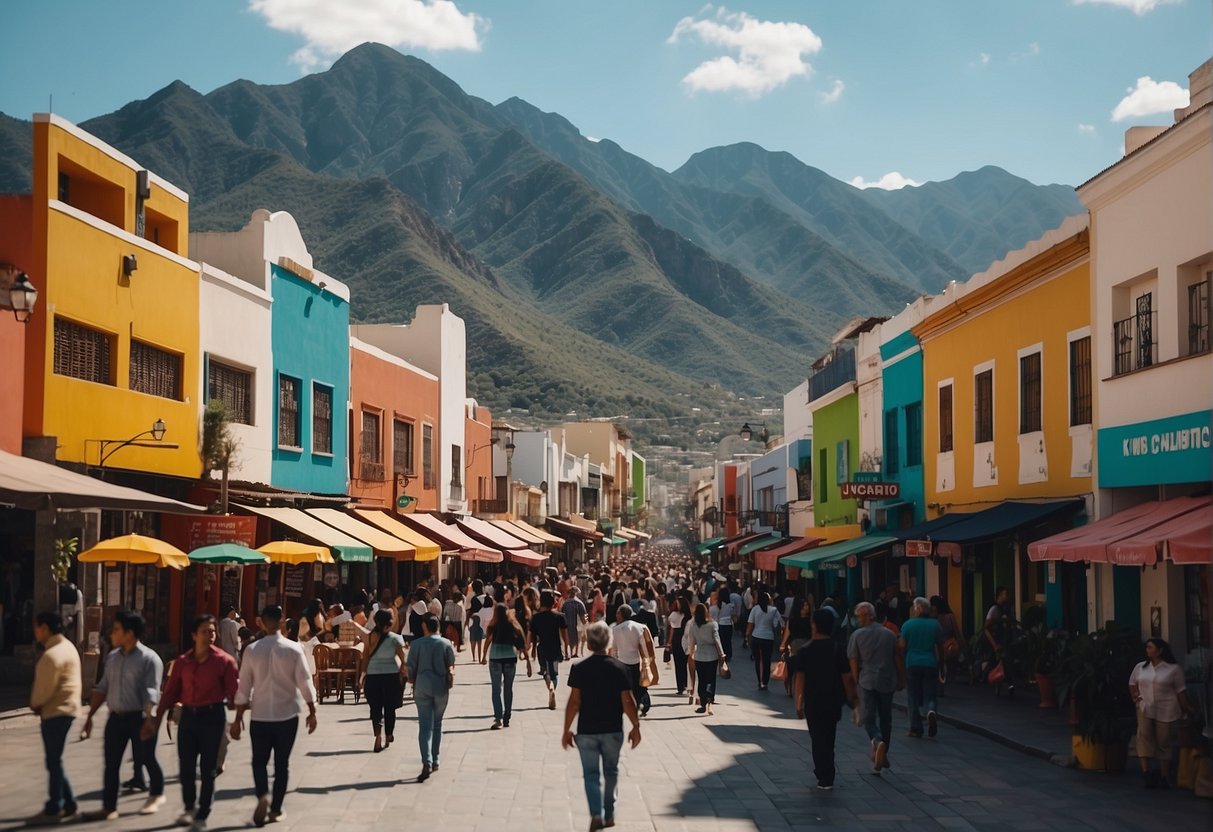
718,658,731,679
987,661,1005,685
640,658,655,688
943,637,961,660
770,660,788,682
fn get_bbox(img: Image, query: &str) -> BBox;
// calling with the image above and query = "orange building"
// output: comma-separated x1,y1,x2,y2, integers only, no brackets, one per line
0,196,34,455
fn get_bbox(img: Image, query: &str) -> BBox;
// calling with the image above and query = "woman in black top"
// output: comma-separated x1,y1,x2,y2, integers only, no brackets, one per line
667,596,693,696
780,597,814,695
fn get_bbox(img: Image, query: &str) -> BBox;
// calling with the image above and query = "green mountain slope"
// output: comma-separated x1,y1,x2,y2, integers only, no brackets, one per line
0,113,34,194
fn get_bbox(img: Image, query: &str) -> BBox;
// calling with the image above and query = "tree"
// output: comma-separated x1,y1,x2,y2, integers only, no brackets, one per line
51,537,77,585
202,400,240,514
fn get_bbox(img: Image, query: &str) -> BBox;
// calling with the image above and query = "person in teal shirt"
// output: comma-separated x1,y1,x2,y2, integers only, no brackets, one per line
405,614,456,781
898,597,942,738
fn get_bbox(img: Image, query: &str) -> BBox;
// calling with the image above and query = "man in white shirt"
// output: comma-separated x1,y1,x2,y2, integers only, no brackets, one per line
217,606,241,658
610,605,657,717
230,606,317,828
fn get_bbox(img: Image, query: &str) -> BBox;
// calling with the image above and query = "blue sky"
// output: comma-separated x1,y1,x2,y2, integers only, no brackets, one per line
0,1,1207,188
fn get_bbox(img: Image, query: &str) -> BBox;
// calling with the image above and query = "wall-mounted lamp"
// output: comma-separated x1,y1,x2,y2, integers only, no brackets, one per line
122,254,138,277
97,418,172,467
0,263,38,323
504,441,516,461
739,422,769,443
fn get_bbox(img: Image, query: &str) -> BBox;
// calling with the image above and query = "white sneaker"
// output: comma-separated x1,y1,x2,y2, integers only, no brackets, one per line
139,796,166,815
175,810,194,827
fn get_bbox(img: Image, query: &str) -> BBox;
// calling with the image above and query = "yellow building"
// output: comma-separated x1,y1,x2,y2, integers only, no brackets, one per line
912,216,1092,632
23,114,201,478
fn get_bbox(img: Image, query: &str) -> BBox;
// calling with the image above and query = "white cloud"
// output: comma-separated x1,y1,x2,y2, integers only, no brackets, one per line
1071,0,1180,15
585,135,601,143
248,0,485,72
1077,123,1096,134
820,79,845,104
979,52,991,66
1111,76,1190,121
667,6,823,97
849,172,922,191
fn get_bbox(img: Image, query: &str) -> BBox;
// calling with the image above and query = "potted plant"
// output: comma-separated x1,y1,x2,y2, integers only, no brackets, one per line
1056,623,1140,773
1012,623,1066,709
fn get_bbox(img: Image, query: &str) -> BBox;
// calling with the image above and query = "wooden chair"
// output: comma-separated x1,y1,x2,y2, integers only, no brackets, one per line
330,647,363,704
313,644,344,704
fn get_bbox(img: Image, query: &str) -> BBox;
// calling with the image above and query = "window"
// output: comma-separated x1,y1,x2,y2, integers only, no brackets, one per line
1069,337,1092,427
818,448,828,503
277,375,300,448
1019,351,1042,434
884,410,899,476
974,369,994,443
128,340,182,400
1189,273,1211,356
451,446,462,486
393,419,414,476
1114,292,1155,374
53,317,113,385
938,384,954,452
208,360,252,424
422,424,434,489
312,384,332,454
360,411,384,481
905,402,923,467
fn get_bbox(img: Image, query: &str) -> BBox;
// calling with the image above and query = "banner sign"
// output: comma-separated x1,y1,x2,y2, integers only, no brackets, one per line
840,481,901,499
161,514,257,551
1097,410,1212,488
905,540,933,557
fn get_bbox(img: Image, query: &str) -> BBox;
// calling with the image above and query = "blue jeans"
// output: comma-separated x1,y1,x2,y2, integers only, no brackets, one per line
539,657,560,687
488,659,516,722
861,687,893,746
41,716,75,814
574,732,623,821
414,691,449,767
907,666,938,734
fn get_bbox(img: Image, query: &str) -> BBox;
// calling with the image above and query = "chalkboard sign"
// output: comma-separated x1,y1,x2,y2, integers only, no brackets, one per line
220,567,242,611
283,565,307,598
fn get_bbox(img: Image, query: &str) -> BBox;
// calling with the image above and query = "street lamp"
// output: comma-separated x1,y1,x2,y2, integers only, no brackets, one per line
504,440,516,517
0,264,38,323
739,422,769,443
98,418,173,467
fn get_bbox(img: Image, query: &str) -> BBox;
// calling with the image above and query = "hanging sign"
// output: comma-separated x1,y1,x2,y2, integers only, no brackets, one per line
906,540,933,557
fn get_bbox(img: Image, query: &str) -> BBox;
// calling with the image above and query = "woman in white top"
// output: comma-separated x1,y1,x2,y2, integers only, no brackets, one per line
1128,638,1193,788
745,592,784,691
709,588,737,663
684,604,726,715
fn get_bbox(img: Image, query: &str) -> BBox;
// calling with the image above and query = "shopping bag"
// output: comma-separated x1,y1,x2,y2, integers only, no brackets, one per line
770,660,788,681
987,661,1005,685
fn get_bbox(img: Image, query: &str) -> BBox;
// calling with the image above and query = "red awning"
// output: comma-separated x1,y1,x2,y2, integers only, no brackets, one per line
457,516,532,550
400,513,504,563
1108,498,1212,565
1028,496,1210,564
507,549,550,568
725,532,767,556
753,537,823,572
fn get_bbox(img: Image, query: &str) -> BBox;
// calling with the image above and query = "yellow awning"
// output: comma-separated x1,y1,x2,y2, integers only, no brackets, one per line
239,505,373,562
307,508,416,560
353,509,442,561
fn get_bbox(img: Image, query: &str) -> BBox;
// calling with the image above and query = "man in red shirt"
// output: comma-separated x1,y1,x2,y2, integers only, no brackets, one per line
144,614,238,832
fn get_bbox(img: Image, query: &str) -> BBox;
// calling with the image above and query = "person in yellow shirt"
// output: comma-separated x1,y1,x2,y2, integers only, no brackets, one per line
28,611,82,826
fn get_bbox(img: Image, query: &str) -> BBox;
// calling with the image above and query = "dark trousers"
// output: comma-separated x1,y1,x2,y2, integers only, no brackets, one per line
250,718,298,813
176,706,226,819
694,659,718,705
104,712,163,810
624,663,651,713
364,674,403,737
752,637,774,686
41,716,76,814
718,625,734,660
672,642,689,693
806,710,839,787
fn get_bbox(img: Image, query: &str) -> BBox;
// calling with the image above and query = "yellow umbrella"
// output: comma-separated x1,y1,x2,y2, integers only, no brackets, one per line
78,534,190,570
256,540,334,565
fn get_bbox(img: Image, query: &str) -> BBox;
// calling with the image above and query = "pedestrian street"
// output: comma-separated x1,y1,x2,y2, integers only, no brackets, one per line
0,647,1207,832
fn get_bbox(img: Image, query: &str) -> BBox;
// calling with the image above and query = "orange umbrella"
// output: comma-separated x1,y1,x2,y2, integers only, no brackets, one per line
78,534,190,570
256,540,334,565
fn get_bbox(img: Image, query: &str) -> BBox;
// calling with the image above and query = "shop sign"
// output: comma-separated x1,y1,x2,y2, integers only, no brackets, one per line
840,481,901,499
1097,409,1212,488
163,514,258,550
845,554,858,568
905,540,933,557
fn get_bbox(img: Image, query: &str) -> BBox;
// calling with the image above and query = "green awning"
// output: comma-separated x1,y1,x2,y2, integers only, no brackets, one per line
608,536,628,546
695,536,725,556
738,533,784,556
780,535,896,570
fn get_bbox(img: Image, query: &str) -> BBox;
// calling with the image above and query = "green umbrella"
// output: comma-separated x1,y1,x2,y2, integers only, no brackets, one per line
189,543,269,565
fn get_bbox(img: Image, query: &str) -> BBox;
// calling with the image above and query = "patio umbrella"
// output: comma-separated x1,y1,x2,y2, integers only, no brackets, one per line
78,534,190,570
257,540,334,565
189,543,269,565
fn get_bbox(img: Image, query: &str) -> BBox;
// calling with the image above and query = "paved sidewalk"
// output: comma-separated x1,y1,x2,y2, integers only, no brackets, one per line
0,644,1208,832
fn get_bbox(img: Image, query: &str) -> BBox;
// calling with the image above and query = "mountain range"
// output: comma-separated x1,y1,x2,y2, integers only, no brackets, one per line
0,43,1083,435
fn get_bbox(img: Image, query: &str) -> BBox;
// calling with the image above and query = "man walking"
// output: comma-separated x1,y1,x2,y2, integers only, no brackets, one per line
82,611,166,820
792,610,858,790
530,591,568,710
145,614,238,831
230,605,317,827
899,597,943,739
847,601,904,774
610,605,657,717
28,612,82,825
405,613,456,782
563,621,642,831
562,587,588,659
217,606,242,658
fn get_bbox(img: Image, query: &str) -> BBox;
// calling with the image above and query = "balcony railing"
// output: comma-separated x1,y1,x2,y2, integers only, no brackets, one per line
359,459,385,482
809,346,857,401
1113,311,1157,375
474,498,507,514
1189,280,1210,356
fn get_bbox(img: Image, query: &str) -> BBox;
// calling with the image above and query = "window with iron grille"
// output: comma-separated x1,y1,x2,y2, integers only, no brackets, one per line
905,402,923,467
1189,274,1211,356
207,359,252,425
53,317,114,385
422,424,434,489
360,411,383,481
312,384,332,454
938,384,954,452
884,409,899,476
1019,352,1042,434
130,340,182,400
974,369,994,443
451,446,462,486
278,375,300,448
393,419,414,476
1069,337,1092,427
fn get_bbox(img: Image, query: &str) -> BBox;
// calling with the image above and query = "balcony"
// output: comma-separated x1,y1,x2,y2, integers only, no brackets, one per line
1113,311,1157,375
359,458,385,482
809,346,856,402
474,498,508,514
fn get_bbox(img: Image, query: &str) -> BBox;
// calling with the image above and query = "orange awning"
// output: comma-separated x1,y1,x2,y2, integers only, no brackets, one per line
352,509,442,561
401,513,504,563
458,516,531,550
307,508,416,560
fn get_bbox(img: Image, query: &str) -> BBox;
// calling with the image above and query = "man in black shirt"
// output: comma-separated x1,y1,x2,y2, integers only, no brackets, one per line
792,609,859,790
530,592,568,711
563,621,641,831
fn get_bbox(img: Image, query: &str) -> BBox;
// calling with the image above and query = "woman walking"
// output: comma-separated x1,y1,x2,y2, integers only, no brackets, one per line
780,597,814,695
687,603,726,715
589,589,606,624
441,588,465,652
710,587,737,662
482,604,532,729
666,597,692,696
746,592,783,691
358,611,407,753
406,614,456,782
1129,638,1194,788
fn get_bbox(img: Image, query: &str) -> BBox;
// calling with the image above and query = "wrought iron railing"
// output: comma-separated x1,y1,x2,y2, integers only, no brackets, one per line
809,346,857,401
1112,311,1157,375
474,499,507,514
